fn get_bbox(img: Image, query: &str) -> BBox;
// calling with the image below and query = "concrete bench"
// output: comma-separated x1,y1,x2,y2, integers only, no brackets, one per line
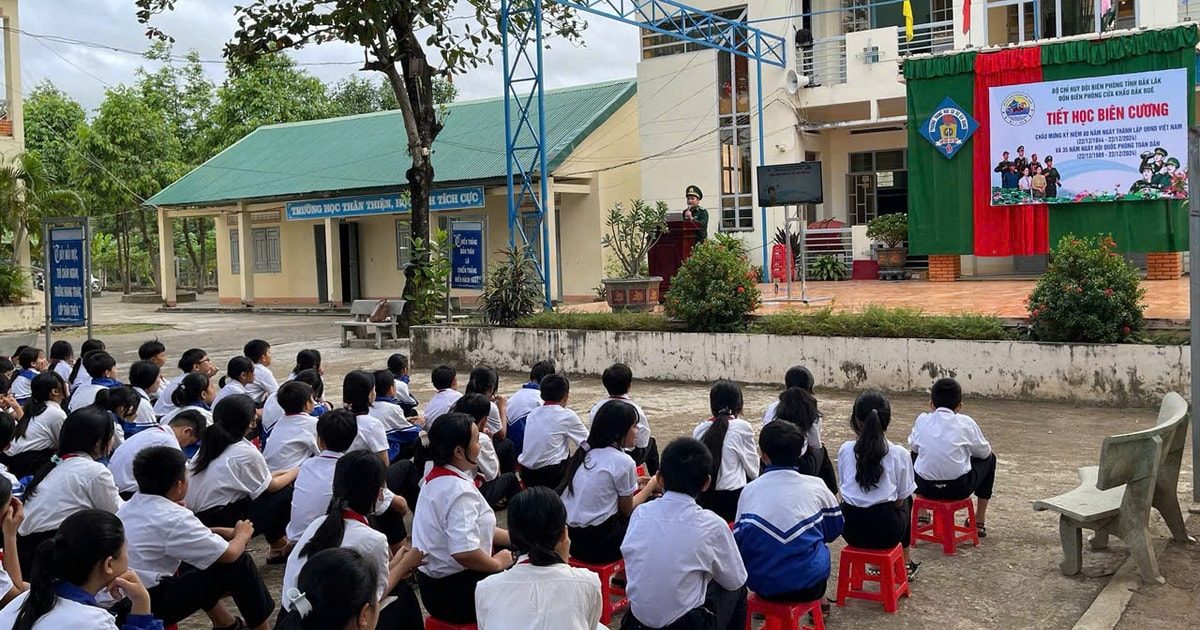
336,299,406,349
1033,391,1193,584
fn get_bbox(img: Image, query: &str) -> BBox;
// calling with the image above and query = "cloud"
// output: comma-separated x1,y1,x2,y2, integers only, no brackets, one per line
18,0,639,113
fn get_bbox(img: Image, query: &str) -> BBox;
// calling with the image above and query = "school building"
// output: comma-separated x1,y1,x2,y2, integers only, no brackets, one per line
147,80,639,306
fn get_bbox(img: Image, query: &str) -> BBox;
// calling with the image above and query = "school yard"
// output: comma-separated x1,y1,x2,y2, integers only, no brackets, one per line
43,294,1198,629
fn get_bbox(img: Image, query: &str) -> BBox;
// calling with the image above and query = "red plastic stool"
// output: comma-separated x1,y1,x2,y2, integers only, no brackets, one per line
910,495,980,555
569,558,629,624
746,592,825,630
424,618,477,630
835,544,910,613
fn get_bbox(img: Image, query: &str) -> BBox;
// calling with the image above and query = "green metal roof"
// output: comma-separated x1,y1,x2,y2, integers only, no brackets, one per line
146,79,637,208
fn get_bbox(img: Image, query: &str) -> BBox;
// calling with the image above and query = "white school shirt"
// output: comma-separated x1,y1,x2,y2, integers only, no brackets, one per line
131,387,159,429
159,404,213,427
185,439,272,513
263,413,319,472
72,367,92,391
394,379,418,407
67,382,108,412
837,440,918,508
761,401,822,456
562,447,638,528
476,560,604,630
287,451,394,541
154,373,188,416
420,430,497,488
423,389,463,426
692,417,760,491
506,385,542,424
118,492,229,587
244,363,279,404
109,425,182,494
52,361,73,382
0,560,11,599
0,591,122,629
369,400,416,432
412,464,497,579
621,491,748,628
486,401,504,436
19,453,124,536
908,408,993,481
282,516,390,610
6,400,67,455
10,369,36,401
352,413,389,455
213,380,250,406
588,395,651,449
262,391,285,436
517,403,589,470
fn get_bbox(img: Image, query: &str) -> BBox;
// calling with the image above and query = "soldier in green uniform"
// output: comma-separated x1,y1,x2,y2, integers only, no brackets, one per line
1152,157,1180,190
683,185,709,242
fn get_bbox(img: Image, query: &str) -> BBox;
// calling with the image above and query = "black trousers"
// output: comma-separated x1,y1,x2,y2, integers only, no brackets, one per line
416,569,490,624
0,449,54,479
520,460,567,490
629,437,661,476
914,453,997,502
196,487,292,545
841,498,912,550
16,528,55,577
759,578,828,604
387,458,423,514
699,488,742,524
493,437,517,475
377,579,424,630
798,445,839,496
372,508,409,546
568,513,628,564
479,473,522,510
149,553,274,627
621,582,747,630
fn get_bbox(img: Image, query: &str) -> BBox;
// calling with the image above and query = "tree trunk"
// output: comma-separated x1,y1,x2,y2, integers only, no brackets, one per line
197,218,208,294
180,218,202,292
136,208,160,289
118,218,132,294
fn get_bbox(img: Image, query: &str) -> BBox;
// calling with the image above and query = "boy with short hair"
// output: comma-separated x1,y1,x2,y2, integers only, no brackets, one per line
243,339,278,405
505,360,555,456
155,348,217,416
10,346,46,406
908,377,996,536
262,381,320,472
67,350,121,412
370,370,423,461
127,360,163,436
517,374,588,490
386,353,420,415
621,437,748,629
734,422,842,603
423,364,462,426
589,362,659,475
110,409,207,499
138,339,169,401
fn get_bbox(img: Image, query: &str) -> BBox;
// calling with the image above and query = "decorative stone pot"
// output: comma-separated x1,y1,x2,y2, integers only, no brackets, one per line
602,276,664,313
876,246,908,270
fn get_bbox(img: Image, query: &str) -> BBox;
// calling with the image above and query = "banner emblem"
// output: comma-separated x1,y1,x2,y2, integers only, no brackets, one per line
921,96,977,159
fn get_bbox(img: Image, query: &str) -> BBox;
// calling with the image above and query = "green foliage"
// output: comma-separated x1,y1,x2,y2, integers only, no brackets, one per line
405,229,452,326
0,152,85,262
330,75,457,118
866,213,909,248
137,42,216,166
480,247,544,326
0,259,29,305
664,239,762,332
517,311,675,332
601,199,669,278
1026,234,1146,343
23,81,87,187
810,255,847,281
751,305,1009,340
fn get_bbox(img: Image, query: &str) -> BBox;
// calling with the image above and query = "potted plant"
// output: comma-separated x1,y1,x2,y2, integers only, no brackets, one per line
866,213,909,275
810,254,847,281
600,199,669,312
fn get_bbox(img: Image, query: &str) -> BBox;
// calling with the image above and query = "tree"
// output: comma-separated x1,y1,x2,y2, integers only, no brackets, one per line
0,151,85,263
330,75,458,117
135,0,583,326
23,81,87,188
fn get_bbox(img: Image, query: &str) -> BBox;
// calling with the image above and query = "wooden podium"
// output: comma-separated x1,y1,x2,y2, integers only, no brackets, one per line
648,216,703,302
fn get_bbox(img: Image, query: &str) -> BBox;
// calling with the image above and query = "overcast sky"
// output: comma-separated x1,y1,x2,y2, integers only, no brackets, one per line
18,0,641,113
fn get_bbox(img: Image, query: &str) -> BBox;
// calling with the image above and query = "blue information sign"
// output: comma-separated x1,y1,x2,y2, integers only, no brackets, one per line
450,220,485,290
285,187,486,221
48,227,86,325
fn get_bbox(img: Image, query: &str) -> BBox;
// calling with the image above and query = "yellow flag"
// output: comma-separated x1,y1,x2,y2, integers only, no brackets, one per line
903,0,914,42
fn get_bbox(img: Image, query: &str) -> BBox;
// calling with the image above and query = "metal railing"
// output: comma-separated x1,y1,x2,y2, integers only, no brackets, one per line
897,20,954,57
801,227,854,271
797,36,848,86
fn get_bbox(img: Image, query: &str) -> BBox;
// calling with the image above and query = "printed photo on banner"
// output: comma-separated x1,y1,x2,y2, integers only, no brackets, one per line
988,68,1188,206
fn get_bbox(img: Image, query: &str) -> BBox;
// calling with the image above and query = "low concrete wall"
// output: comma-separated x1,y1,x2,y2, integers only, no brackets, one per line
0,302,44,333
411,326,1189,407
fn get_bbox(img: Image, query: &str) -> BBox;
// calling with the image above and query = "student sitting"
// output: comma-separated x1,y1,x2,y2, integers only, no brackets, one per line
287,349,323,383
449,393,522,510
561,399,658,565
263,381,320,472
11,346,46,406
412,413,514,625
154,348,216,417
693,381,759,523
275,548,381,630
517,374,587,490
48,341,74,384
620,437,748,630
505,360,555,455
369,370,423,462
0,374,24,426
588,363,659,475
125,361,162,437
423,365,462,427
242,339,278,405
185,395,297,564
67,351,121,412
764,368,837,495
264,368,327,439
476,487,604,630
0,509,162,630
67,339,105,392
0,412,25,496
909,378,996,537
2,372,69,478
282,451,425,628
97,386,144,448
213,356,256,406
118,446,274,630
109,410,206,500
16,407,122,577
838,391,920,580
386,353,419,415
464,366,516,474
136,340,168,401
735,422,842,604
0,475,29,606
159,373,215,457
343,371,390,467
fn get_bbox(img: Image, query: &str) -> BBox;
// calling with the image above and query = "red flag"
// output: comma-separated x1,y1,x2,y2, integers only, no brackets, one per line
962,0,971,34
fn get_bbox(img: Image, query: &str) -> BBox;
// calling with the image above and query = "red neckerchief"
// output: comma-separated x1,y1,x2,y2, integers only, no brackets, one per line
425,465,482,489
341,509,369,526
61,453,82,461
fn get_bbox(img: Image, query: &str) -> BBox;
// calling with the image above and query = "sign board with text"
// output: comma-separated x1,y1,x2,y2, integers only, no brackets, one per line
44,221,90,327
285,187,486,220
450,220,485,290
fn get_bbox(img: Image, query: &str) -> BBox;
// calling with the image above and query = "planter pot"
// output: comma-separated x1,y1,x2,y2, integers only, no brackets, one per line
602,276,663,312
876,246,909,279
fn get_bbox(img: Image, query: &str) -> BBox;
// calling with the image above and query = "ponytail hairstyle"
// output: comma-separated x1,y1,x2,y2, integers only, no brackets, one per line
172,372,212,408
191,394,256,474
219,356,255,388
23,406,115,502
48,340,73,368
342,370,374,415
275,548,378,630
699,380,743,500
558,399,638,495
299,450,386,559
774,386,819,436
292,349,322,375
19,372,67,437
428,412,475,466
14,510,126,630
96,386,141,423
293,368,325,401
68,339,105,385
464,365,498,397
851,390,892,491
508,486,568,567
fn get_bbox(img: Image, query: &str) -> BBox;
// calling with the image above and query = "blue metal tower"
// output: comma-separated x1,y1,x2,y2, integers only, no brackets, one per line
502,0,787,308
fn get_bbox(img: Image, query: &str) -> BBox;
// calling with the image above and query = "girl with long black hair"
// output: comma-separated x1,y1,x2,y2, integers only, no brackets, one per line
68,339,105,390
343,370,389,466
47,341,74,383
2,372,69,478
771,387,838,494
214,356,256,406
836,390,919,580
275,548,379,630
290,349,322,379
692,380,758,522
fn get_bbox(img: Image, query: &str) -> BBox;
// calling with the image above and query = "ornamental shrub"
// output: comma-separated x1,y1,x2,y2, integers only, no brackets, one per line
479,247,544,326
0,260,28,305
664,239,762,332
1026,234,1145,343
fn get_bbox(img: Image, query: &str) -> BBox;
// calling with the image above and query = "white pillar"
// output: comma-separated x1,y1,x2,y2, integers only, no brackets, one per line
156,207,176,306
324,218,343,306
236,203,255,306
544,178,561,303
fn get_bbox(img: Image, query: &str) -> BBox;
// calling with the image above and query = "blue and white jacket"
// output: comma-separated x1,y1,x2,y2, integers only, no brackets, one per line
734,467,844,596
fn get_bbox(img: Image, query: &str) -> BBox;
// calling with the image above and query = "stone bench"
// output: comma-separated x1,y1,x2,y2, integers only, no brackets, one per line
336,299,406,349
